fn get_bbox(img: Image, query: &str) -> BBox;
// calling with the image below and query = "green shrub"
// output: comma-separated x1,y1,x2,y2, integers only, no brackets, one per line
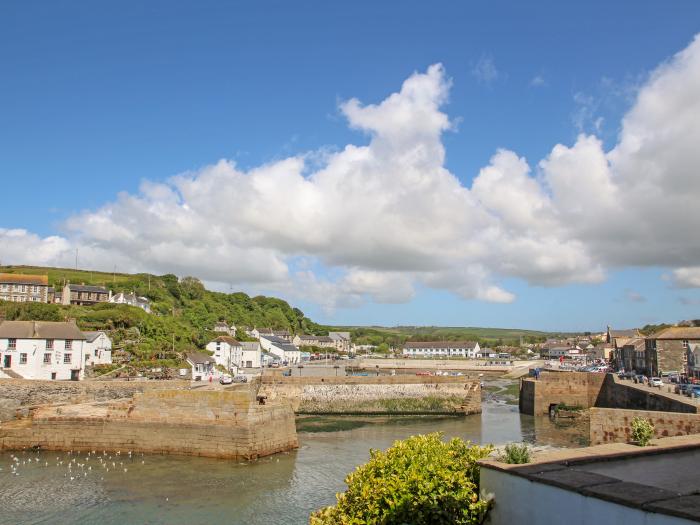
500,443,531,464
310,433,493,525
631,417,655,446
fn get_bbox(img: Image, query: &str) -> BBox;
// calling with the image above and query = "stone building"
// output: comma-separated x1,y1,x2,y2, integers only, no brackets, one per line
645,326,700,376
0,320,87,380
60,283,110,306
292,334,336,349
619,337,646,374
0,273,50,303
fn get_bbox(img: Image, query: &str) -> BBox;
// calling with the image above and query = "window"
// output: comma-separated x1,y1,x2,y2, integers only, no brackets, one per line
8,338,16,349
63,353,72,364
46,339,54,350
19,353,27,364
65,339,72,350
94,350,99,357
43,353,51,364
683,340,689,349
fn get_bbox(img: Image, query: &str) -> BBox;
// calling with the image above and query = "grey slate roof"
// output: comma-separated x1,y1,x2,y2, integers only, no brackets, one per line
0,321,86,340
186,351,214,365
69,284,109,293
82,330,107,343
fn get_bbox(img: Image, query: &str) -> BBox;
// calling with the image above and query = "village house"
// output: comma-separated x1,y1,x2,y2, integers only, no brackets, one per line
186,351,215,381
645,326,700,377
82,330,112,366
59,283,110,306
213,321,237,337
206,336,243,373
240,341,262,368
292,334,336,349
687,343,700,381
251,328,292,342
619,337,646,374
0,320,87,380
109,292,151,313
259,334,301,364
0,273,50,303
402,341,480,358
328,331,352,353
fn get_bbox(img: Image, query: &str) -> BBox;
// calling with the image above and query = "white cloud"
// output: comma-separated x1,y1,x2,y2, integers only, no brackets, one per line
530,75,546,87
472,55,499,85
5,34,700,310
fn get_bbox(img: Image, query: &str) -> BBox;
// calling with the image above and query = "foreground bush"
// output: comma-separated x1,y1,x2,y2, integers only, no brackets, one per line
310,433,493,525
500,443,530,464
631,417,655,446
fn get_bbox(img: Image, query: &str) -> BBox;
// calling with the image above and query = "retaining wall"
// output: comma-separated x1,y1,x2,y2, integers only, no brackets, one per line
259,376,481,414
0,389,298,459
590,407,700,445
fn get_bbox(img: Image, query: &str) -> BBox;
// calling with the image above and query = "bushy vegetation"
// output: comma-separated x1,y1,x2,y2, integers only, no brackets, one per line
0,266,323,368
631,417,655,446
500,443,531,464
310,433,493,525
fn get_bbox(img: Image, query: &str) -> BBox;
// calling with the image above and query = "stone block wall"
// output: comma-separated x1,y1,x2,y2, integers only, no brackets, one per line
590,407,700,445
0,390,298,459
259,376,481,414
595,375,697,414
518,372,605,416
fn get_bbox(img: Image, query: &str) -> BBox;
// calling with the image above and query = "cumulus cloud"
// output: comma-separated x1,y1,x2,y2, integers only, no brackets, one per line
4,34,700,311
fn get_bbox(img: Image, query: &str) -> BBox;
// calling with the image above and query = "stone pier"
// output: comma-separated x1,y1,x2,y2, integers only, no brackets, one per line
0,389,298,459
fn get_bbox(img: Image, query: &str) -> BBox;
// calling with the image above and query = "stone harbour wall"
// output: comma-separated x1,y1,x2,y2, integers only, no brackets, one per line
0,390,298,459
259,376,481,414
0,379,189,421
590,407,700,445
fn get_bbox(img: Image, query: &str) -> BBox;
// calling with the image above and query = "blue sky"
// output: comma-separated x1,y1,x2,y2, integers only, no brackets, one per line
2,1,700,331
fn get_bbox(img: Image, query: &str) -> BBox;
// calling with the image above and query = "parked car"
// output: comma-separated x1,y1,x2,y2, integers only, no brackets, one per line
649,377,663,388
689,385,700,398
633,375,647,384
675,383,692,395
219,376,233,385
233,375,248,383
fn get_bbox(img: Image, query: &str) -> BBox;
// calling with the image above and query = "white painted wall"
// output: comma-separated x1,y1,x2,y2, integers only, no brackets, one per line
205,340,241,372
480,467,693,525
402,343,480,358
84,333,112,366
0,337,86,380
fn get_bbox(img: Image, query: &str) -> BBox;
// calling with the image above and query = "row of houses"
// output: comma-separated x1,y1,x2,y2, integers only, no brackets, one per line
0,273,151,313
0,320,112,380
609,326,700,377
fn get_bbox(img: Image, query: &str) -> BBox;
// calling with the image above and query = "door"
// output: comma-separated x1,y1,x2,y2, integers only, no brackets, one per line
70,369,80,381
3,355,10,368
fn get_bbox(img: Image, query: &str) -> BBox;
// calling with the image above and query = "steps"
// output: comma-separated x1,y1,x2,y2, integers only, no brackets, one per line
0,368,24,379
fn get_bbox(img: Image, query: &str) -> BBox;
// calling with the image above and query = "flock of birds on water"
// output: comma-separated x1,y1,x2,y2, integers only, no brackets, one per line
1,449,148,482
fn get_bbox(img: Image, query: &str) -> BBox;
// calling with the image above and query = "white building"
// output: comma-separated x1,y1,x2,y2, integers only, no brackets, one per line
259,335,301,364
292,334,336,349
0,320,87,380
240,341,261,368
206,336,243,373
213,321,237,337
402,341,480,358
82,331,112,366
186,351,215,381
109,292,151,313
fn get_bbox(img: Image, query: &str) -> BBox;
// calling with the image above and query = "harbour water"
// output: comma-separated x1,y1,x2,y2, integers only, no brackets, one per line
0,385,587,525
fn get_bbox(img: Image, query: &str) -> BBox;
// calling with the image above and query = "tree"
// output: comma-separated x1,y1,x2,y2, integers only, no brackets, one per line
311,433,493,525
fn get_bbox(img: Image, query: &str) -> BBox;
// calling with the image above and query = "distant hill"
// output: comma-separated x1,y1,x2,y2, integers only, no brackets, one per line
0,265,569,369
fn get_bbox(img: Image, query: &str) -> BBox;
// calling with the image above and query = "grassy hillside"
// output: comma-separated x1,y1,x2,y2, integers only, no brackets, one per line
0,265,323,368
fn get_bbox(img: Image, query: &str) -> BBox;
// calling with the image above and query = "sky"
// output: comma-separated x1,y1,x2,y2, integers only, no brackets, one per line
2,1,700,331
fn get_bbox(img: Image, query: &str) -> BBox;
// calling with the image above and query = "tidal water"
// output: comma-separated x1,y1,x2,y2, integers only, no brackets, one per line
0,391,586,525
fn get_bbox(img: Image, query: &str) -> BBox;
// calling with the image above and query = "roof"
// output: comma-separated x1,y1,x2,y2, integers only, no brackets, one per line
82,330,108,343
403,341,478,349
241,341,261,351
298,335,334,343
0,321,86,340
0,273,48,286
186,351,214,365
213,336,241,346
69,284,109,293
328,331,351,340
621,337,645,350
608,328,640,338
652,327,700,340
